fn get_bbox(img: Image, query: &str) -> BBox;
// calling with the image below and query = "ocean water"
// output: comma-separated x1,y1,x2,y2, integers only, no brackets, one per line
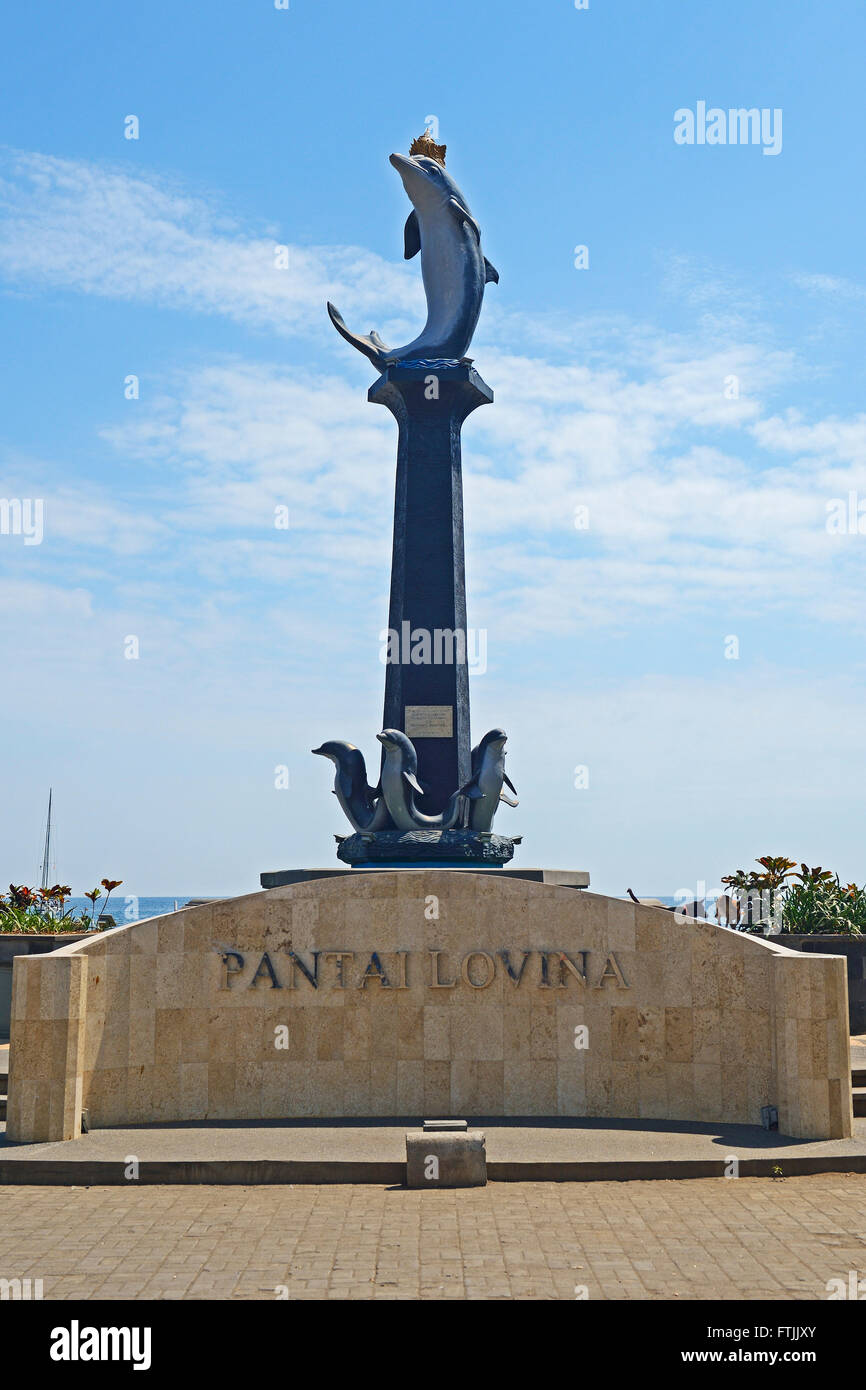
58,896,204,927
53,891,685,929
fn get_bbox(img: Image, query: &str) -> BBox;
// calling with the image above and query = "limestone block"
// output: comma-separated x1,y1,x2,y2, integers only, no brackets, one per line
405,1129,487,1187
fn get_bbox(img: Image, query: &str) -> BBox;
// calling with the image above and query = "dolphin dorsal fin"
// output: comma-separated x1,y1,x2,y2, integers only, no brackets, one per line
484,257,499,284
404,210,421,259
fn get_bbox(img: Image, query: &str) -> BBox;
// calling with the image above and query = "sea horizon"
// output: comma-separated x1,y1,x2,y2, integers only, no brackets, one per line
48,891,687,926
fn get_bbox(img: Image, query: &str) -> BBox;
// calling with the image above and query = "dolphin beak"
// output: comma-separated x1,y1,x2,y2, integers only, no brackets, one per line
376,732,387,744
311,746,325,756
390,153,425,195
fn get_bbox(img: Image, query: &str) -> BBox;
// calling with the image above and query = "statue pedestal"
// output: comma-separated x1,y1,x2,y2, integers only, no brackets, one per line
336,827,517,868
370,362,493,817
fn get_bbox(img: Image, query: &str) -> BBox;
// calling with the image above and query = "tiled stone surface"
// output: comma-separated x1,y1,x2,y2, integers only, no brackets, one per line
0,1176,864,1300
6,876,853,1141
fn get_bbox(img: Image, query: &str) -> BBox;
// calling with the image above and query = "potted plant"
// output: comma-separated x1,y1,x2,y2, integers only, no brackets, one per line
0,879,123,1041
718,855,865,1032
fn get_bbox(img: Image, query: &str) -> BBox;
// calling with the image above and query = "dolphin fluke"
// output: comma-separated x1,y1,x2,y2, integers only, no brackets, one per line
326,302,390,367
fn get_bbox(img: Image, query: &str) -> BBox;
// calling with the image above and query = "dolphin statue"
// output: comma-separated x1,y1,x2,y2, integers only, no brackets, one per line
461,728,518,832
311,740,392,833
327,144,498,368
376,728,466,831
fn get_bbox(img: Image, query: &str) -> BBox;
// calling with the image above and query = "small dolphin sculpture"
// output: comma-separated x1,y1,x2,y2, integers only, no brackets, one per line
311,740,392,833
327,140,498,368
462,728,518,832
376,728,466,831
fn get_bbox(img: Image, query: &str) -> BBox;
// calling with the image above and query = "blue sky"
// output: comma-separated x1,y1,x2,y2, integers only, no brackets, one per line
2,0,866,898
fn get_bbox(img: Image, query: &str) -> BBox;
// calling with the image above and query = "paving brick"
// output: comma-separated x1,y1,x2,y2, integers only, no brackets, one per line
0,1177,865,1298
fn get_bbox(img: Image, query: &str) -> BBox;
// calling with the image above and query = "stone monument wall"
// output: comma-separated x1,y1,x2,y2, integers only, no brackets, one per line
5,873,853,1142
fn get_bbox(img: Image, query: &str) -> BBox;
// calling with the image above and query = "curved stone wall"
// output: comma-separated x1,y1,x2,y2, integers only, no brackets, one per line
6,873,853,1142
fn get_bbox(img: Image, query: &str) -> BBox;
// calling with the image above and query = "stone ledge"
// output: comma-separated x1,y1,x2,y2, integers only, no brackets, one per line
2,1150,866,1186
260,866,590,889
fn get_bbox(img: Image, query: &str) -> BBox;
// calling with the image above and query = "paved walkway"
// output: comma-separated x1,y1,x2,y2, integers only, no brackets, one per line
1,1176,865,1299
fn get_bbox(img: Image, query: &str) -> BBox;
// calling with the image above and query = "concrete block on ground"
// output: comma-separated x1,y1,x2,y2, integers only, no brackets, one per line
406,1129,486,1187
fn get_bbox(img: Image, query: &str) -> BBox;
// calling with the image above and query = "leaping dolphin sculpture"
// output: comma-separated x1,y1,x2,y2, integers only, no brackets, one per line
376,728,467,831
327,136,498,368
461,728,518,832
311,740,392,833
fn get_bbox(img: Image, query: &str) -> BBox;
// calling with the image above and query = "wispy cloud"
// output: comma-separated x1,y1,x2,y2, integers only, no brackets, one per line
80,345,866,638
0,150,421,334
791,271,866,302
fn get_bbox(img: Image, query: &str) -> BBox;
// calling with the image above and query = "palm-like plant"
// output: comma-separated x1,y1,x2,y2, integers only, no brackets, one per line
755,856,797,889
720,857,864,936
794,864,834,886
0,878,123,934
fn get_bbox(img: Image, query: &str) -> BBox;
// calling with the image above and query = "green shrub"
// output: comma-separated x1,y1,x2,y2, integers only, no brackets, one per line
720,858,864,936
780,879,866,936
0,879,122,934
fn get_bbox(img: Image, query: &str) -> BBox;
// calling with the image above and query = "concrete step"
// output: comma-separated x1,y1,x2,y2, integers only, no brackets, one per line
3,1153,866,1185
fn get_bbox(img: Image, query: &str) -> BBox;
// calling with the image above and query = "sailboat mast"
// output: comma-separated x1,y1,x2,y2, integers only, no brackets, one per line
39,788,52,890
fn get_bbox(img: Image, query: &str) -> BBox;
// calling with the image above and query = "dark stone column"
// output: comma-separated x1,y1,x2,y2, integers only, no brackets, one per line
369,363,493,815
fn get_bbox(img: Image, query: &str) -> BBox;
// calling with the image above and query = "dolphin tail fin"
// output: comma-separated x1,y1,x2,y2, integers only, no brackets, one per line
327,302,390,366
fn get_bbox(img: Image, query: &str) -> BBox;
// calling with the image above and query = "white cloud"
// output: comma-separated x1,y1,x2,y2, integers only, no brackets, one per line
791,271,866,302
83,347,866,635
0,577,93,620
752,409,866,465
0,151,421,336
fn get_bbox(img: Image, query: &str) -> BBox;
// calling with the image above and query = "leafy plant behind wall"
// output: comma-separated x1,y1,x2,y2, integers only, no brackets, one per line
720,858,863,936
0,879,123,934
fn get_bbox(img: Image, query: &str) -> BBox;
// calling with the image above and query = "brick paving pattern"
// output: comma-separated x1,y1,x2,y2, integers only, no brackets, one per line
1,1176,865,1299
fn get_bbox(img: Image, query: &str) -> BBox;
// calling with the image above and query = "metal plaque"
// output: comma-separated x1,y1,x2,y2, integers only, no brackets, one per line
404,705,453,739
